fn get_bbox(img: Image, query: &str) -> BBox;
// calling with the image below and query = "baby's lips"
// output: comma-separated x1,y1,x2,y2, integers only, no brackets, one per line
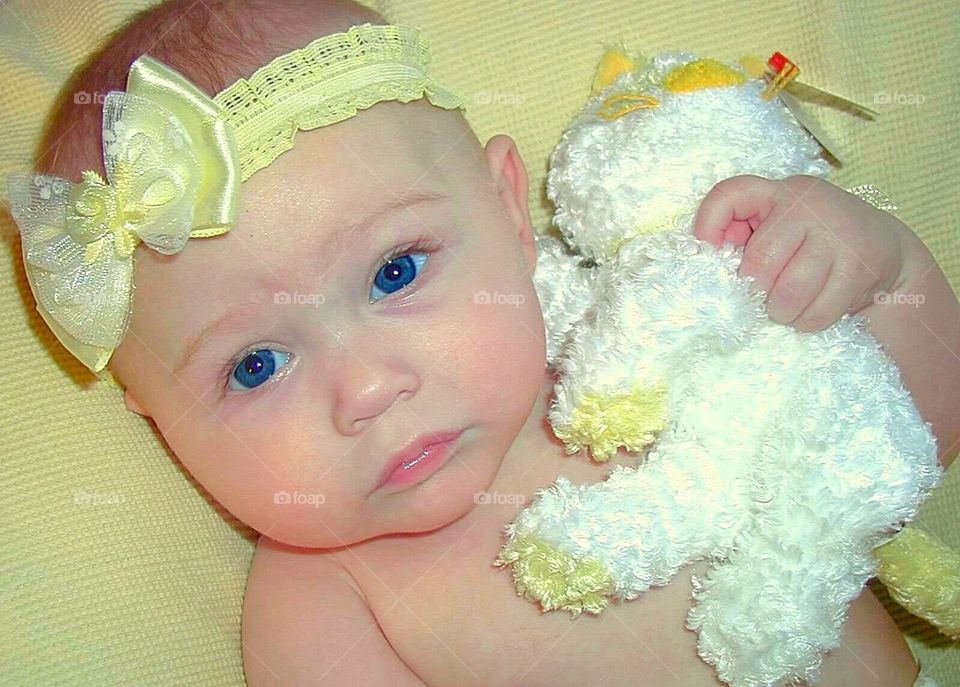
373,428,465,493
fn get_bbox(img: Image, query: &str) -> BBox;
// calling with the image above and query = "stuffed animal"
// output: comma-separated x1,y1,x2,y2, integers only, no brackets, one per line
494,49,954,687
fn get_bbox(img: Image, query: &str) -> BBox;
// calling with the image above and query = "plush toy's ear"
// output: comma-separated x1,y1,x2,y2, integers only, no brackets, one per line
591,43,638,96
661,58,746,93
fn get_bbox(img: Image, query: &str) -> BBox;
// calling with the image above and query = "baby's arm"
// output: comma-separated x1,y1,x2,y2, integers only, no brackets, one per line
859,222,960,469
695,174,960,468
243,538,426,686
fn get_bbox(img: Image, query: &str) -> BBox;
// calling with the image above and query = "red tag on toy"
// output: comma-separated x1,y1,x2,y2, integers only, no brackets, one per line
741,52,879,118
761,52,799,100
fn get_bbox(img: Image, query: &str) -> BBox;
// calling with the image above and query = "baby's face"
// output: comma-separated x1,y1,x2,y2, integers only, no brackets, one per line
109,100,546,547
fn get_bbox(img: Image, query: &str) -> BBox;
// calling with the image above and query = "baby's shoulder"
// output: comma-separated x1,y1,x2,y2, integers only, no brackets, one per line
243,536,426,686
247,534,363,598
242,536,365,660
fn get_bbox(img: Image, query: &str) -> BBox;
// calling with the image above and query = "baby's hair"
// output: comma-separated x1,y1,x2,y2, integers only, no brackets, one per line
36,0,384,183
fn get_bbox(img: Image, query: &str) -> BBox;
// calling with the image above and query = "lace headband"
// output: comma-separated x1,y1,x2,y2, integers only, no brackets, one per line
6,23,466,380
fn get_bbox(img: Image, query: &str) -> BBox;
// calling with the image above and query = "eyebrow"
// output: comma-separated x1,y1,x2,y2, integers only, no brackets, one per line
171,188,451,375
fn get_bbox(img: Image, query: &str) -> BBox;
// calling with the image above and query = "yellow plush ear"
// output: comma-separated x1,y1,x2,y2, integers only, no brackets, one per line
591,43,637,96
662,58,746,93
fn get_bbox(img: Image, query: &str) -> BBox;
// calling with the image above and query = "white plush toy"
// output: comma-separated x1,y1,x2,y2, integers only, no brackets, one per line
494,51,946,687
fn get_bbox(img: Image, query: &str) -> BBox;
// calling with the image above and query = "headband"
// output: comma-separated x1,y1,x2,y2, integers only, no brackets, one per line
6,23,465,380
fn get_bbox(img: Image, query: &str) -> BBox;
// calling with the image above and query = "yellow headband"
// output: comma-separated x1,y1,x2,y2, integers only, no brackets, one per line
6,23,465,378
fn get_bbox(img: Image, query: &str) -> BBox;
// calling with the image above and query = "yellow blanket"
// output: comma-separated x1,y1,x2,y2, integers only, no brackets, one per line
1,0,956,683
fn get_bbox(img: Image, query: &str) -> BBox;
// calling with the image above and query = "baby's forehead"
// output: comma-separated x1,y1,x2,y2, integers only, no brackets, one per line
236,106,479,230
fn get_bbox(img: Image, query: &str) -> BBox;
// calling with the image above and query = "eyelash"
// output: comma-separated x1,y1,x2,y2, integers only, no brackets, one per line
216,235,442,394
368,236,441,302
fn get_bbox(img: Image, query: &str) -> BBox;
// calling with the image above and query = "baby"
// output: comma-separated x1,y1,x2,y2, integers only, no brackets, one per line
17,0,960,685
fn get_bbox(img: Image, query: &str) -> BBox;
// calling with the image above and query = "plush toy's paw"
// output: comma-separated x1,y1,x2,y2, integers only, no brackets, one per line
875,526,960,640
552,382,668,461
547,234,768,463
494,533,613,617
495,449,745,618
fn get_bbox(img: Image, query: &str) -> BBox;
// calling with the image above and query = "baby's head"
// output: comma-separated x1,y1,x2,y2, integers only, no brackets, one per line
32,0,546,547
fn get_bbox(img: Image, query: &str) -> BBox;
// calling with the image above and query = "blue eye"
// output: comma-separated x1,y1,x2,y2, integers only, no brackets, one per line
230,349,291,391
370,252,429,302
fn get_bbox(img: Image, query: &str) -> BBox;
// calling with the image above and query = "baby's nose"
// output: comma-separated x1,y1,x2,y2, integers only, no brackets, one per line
329,353,419,436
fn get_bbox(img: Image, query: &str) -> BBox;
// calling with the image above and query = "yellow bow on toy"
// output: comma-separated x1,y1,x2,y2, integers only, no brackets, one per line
7,56,240,373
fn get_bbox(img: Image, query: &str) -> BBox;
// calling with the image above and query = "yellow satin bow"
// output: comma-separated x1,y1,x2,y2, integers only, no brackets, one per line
8,56,240,373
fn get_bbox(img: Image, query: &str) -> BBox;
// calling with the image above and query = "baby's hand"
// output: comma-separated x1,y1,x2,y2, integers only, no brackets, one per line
693,175,907,332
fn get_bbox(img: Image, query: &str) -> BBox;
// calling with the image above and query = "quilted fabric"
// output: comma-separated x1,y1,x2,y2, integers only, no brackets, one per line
1,0,956,683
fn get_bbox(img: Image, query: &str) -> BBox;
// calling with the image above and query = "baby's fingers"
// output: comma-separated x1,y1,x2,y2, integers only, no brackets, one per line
765,238,833,326
790,263,868,332
694,175,783,248
737,213,807,296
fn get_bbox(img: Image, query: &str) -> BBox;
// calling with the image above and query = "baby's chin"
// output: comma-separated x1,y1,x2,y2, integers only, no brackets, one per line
261,496,477,549
259,432,504,548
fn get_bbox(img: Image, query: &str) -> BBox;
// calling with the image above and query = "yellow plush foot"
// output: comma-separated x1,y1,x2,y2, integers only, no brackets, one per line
495,533,613,618
553,381,668,461
875,525,960,640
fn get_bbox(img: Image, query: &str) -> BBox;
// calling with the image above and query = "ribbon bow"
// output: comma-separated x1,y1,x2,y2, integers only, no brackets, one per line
7,56,239,373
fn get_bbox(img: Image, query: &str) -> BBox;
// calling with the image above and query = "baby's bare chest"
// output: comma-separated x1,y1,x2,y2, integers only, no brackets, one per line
341,506,727,687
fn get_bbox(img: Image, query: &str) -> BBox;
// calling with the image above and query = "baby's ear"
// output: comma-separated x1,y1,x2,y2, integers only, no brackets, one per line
484,134,536,276
123,388,150,417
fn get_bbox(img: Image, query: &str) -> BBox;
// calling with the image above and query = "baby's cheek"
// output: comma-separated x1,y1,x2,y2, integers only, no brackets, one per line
451,274,545,409
152,396,326,535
